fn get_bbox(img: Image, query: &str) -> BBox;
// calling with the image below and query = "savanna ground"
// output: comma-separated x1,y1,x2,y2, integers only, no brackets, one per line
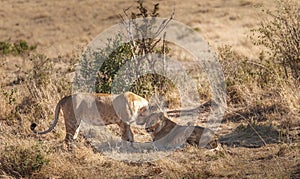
0,0,299,178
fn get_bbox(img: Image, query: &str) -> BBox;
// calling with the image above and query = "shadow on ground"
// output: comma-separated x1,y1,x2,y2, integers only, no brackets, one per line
219,124,281,148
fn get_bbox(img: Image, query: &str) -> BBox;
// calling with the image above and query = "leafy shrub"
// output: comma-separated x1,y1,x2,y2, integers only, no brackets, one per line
0,144,49,178
252,0,300,82
0,40,36,56
76,0,175,99
0,41,11,55
95,35,133,93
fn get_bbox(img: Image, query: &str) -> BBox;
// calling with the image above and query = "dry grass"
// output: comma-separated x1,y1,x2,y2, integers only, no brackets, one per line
1,136,298,178
0,0,299,178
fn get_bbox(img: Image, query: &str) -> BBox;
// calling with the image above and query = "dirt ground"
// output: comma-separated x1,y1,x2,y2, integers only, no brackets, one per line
0,0,274,58
0,0,299,178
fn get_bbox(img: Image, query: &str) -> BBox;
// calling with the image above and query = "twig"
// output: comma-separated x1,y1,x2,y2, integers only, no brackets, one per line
226,107,268,146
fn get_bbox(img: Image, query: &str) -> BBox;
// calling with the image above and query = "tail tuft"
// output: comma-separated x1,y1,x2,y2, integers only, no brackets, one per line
30,123,37,133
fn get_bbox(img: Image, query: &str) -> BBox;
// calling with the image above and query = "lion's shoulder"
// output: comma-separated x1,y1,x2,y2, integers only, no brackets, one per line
123,91,147,103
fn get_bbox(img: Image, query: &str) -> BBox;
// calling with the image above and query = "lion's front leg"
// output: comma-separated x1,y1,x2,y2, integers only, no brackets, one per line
118,122,134,142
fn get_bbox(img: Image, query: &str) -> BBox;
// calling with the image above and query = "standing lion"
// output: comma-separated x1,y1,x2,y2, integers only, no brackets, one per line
30,92,149,144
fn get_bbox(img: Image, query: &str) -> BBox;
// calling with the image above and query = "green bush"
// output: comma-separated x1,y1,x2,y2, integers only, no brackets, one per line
75,0,174,99
0,41,11,55
0,144,49,178
0,40,36,56
95,35,133,93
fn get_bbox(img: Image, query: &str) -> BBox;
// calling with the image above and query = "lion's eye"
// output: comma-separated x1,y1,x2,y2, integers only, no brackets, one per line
138,106,150,116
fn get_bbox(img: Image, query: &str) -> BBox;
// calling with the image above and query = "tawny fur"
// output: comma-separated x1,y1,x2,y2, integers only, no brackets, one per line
30,92,149,144
140,112,218,149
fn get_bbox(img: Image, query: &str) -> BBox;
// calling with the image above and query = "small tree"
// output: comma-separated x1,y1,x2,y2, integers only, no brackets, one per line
75,0,175,99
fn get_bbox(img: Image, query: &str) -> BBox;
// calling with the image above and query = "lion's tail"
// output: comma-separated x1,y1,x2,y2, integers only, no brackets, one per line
30,96,68,135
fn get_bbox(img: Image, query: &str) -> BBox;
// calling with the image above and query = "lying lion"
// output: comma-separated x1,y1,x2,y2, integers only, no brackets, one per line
137,112,218,149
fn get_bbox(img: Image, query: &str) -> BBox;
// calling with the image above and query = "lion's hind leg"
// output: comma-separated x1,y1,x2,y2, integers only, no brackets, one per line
63,108,81,144
118,122,134,142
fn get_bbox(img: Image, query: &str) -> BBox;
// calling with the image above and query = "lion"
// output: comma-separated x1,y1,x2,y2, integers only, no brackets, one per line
30,92,149,144
136,112,218,149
